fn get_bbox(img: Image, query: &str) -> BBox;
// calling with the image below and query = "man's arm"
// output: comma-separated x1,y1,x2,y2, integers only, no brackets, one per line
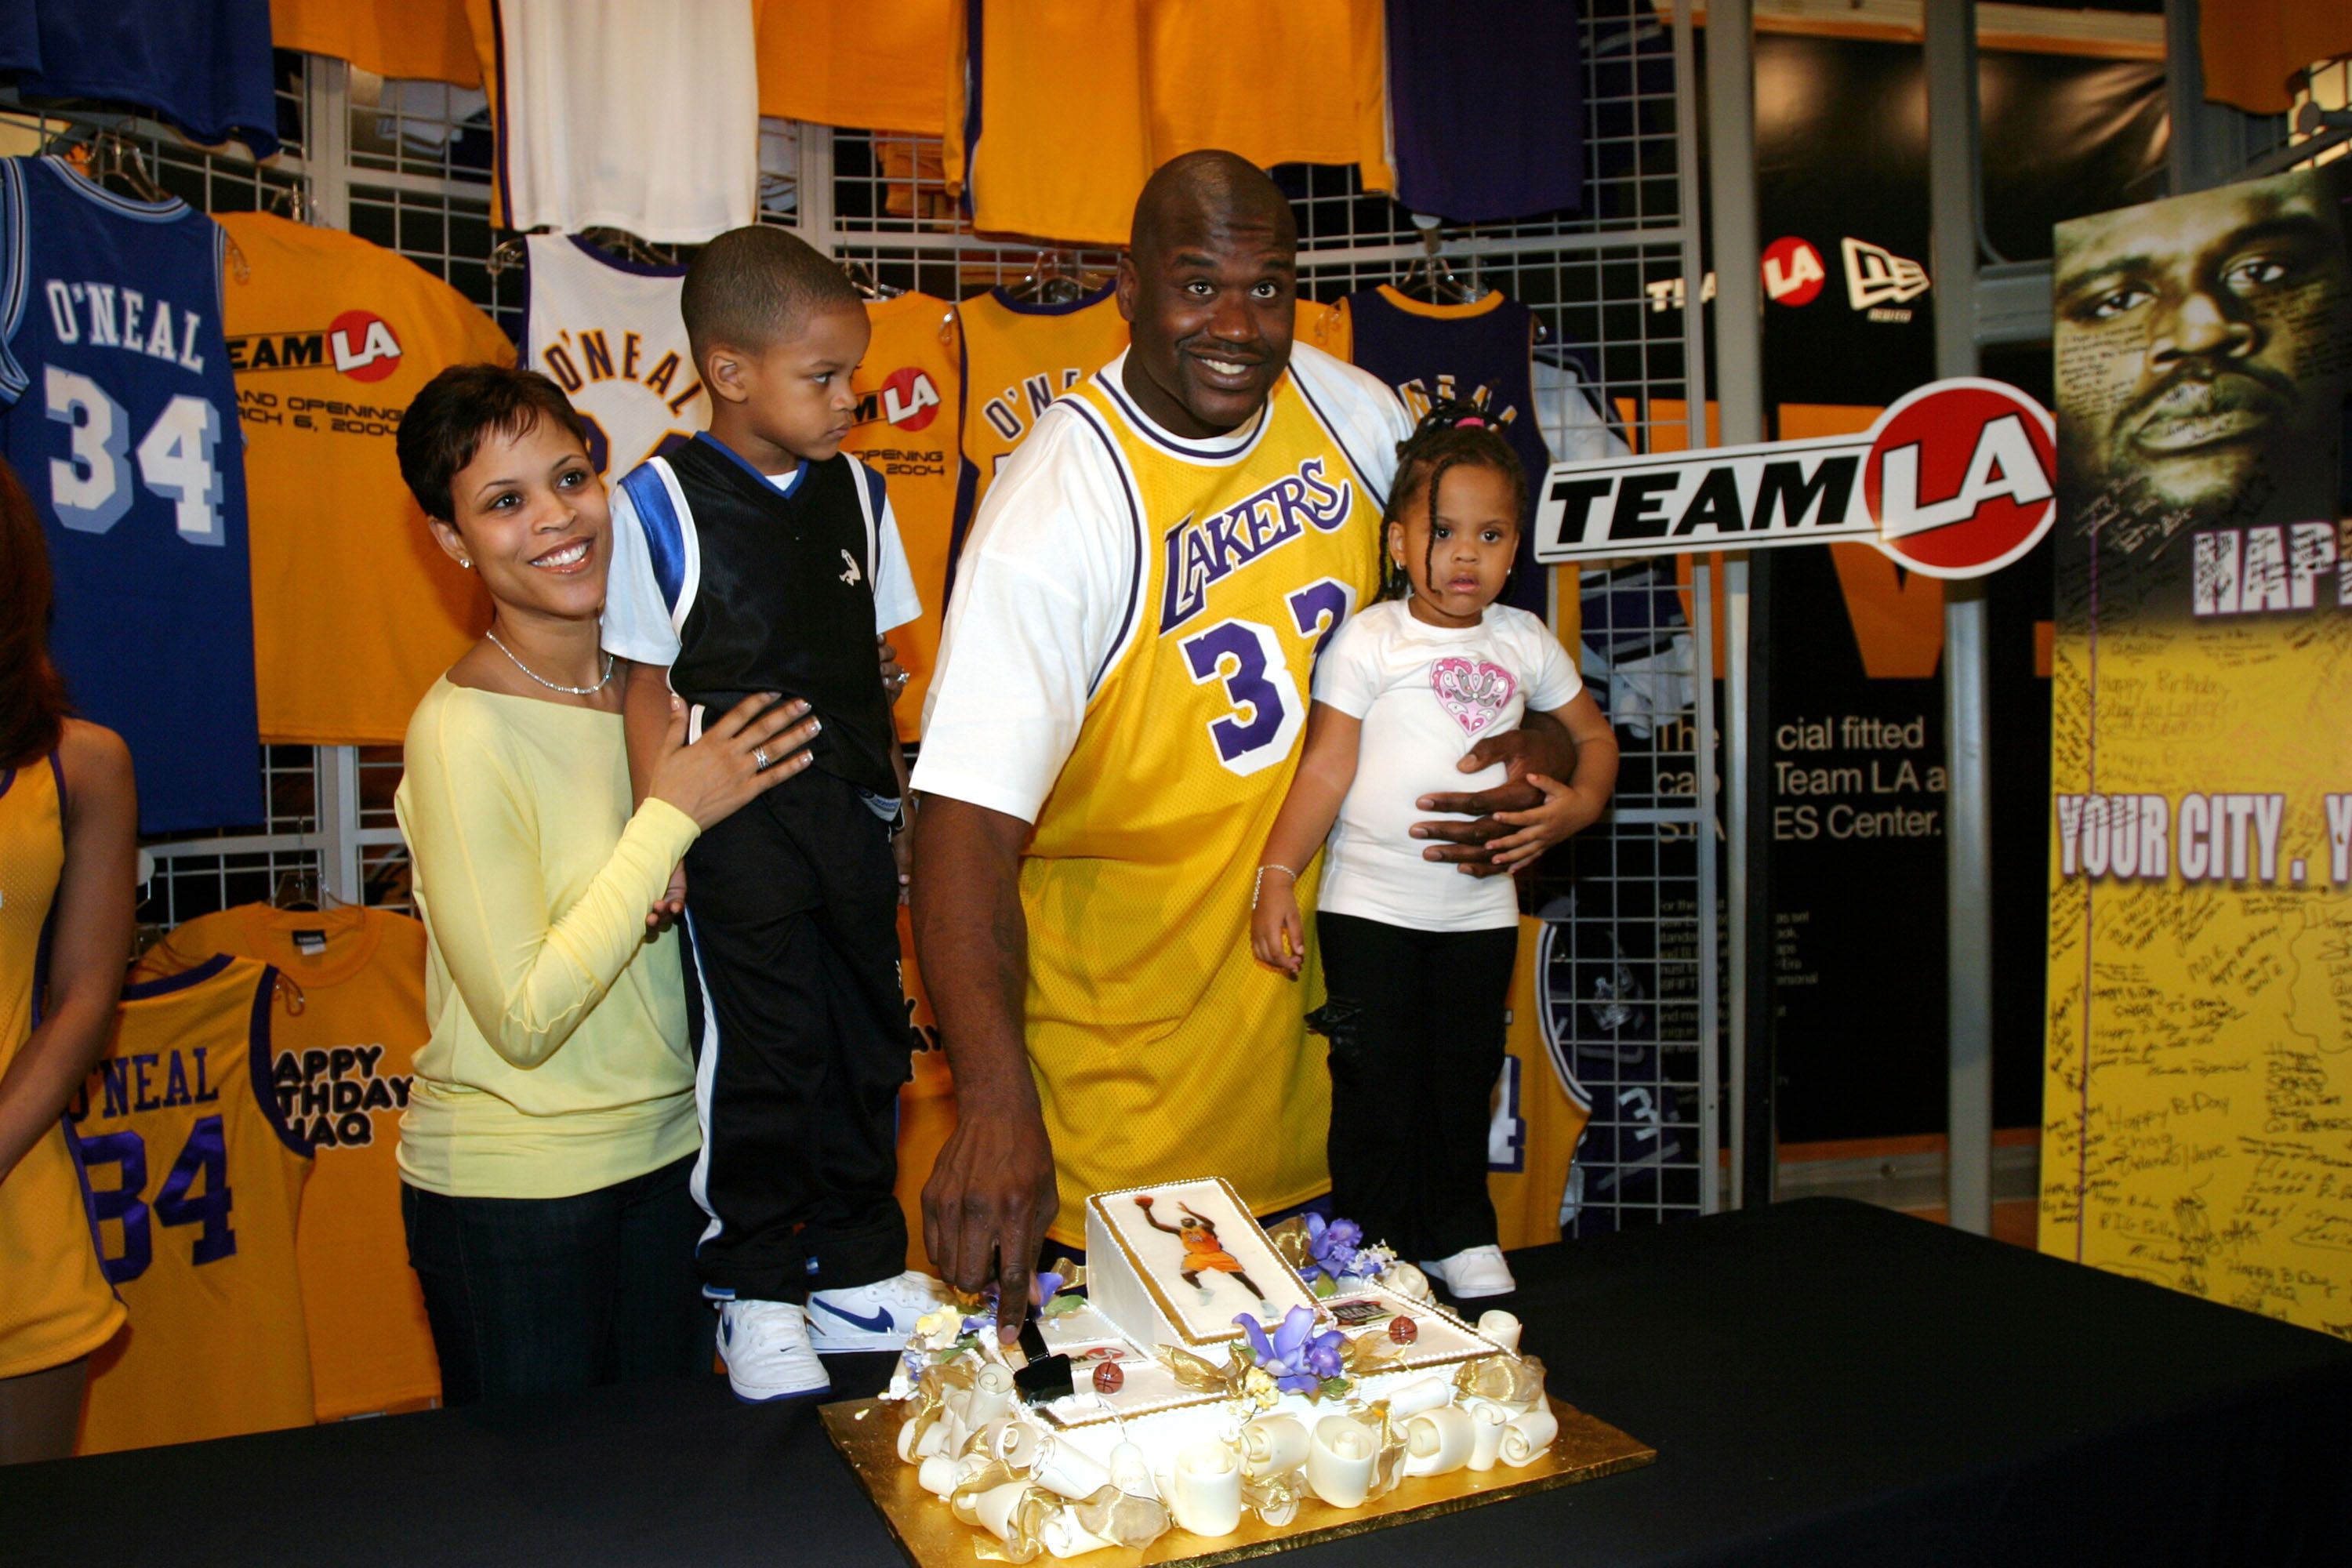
1412,710,1581,877
912,796,1058,1338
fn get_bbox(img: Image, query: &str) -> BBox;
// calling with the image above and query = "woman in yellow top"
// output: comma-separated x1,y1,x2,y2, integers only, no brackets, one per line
391,365,818,1405
0,459,136,1464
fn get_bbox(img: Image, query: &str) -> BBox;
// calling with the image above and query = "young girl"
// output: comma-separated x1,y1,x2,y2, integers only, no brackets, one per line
1250,405,1618,1300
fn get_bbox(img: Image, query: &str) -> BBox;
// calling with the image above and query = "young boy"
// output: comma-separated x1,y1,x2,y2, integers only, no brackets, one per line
601,226,941,1401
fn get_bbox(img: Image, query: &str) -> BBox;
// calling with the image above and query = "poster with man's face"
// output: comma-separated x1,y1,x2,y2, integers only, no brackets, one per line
2042,165,2352,1338
2052,164,2352,615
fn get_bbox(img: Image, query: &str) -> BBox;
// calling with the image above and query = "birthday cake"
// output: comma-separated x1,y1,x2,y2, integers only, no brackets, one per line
882,1178,1557,1559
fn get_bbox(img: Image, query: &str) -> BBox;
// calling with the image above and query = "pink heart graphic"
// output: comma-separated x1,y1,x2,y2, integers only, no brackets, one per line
1430,657,1516,736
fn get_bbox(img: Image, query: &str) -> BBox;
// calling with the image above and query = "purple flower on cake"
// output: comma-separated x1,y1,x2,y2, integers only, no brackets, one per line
1235,1307,1347,1395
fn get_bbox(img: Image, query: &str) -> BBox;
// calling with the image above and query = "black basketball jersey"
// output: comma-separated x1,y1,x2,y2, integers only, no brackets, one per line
612,434,898,798
1344,285,1554,615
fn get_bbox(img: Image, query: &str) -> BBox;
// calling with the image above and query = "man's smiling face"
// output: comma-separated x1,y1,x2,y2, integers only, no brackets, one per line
2054,173,2351,520
1117,158,1298,440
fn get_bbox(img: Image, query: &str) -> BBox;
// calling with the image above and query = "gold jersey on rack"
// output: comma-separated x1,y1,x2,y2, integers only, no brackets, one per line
1023,364,1387,1242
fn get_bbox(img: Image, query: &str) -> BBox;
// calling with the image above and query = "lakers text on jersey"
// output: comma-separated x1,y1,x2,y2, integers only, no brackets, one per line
72,955,313,1453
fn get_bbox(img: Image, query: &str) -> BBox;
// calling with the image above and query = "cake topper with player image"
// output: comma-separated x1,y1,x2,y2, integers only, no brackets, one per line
1134,1194,1267,1304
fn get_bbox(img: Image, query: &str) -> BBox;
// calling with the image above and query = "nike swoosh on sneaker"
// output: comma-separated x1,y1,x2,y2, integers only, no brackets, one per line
809,1299,896,1334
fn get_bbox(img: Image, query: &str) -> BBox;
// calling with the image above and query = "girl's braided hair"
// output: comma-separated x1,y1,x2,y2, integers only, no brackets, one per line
1377,399,1527,603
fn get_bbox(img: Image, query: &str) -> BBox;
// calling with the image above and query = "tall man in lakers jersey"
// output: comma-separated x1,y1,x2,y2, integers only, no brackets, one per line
912,153,1577,1323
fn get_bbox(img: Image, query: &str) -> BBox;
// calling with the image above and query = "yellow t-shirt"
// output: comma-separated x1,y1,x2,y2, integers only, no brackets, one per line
133,904,440,1419
218,212,512,746
394,680,701,1200
753,0,949,132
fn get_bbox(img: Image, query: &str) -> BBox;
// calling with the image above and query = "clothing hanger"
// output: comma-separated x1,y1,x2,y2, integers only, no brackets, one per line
270,866,345,913
580,226,672,269
265,182,318,225
74,129,257,284
839,256,903,301
1396,216,1478,306
1011,250,1096,305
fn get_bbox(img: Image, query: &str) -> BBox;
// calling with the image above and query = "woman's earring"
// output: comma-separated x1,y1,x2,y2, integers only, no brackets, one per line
460,557,472,569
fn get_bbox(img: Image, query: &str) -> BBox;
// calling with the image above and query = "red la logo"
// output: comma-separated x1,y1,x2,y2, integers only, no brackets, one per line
328,309,403,383
1862,378,2055,578
1761,236,1826,307
879,365,941,432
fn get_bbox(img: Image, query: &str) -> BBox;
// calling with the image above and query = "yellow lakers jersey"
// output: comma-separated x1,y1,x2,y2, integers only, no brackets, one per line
218,212,510,746
1486,916,1590,1250
945,0,1152,245
1297,298,1352,361
847,293,962,739
74,955,314,1453
0,753,124,1381
1024,366,1385,1242
270,0,479,89
133,905,437,1421
954,283,1129,567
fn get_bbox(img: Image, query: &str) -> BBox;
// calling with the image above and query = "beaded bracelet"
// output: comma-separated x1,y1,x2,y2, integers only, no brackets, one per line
1252,862,1299,911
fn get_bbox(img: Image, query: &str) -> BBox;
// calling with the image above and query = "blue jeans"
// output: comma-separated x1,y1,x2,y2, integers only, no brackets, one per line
401,1154,709,1406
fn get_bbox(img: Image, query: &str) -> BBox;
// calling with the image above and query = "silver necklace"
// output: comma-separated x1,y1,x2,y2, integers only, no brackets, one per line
485,630,615,696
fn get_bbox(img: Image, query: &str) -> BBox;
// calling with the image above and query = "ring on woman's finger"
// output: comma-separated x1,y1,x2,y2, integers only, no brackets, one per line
753,746,771,770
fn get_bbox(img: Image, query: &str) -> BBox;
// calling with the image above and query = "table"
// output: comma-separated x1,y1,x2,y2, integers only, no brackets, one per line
9,1199,2348,1566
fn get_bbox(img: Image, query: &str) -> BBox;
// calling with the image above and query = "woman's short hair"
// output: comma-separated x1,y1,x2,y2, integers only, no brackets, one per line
396,362,590,522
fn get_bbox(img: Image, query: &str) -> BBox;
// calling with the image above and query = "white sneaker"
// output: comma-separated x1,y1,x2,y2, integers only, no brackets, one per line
717,1298,829,1401
805,1269,954,1353
1422,1243,1517,1299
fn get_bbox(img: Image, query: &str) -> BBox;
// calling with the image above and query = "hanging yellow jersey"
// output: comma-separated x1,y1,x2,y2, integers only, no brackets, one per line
1486,916,1590,1250
952,282,1128,575
74,956,313,1453
946,0,1152,245
0,753,124,1381
846,293,962,739
133,905,436,1421
1142,0,1392,187
1297,297,1352,361
218,212,511,746
754,0,949,133
1022,363,1388,1241
270,0,481,89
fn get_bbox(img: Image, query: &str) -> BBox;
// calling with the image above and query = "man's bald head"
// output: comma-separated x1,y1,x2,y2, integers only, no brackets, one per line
1131,151,1298,259
1116,151,1300,439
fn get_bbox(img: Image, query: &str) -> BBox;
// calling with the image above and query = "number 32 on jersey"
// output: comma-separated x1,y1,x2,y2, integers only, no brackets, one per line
1179,576,1354,776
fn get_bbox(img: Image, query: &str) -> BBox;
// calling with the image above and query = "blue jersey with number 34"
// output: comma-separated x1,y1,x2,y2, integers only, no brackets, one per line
0,155,257,832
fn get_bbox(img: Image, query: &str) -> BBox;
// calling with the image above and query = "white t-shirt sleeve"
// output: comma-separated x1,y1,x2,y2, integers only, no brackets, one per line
598,476,683,667
1287,341,1414,507
909,406,1138,824
1308,607,1388,718
1523,616,1584,713
869,478,922,635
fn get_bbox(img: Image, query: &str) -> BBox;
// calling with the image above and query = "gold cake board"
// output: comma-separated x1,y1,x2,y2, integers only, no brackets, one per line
821,1395,1655,1567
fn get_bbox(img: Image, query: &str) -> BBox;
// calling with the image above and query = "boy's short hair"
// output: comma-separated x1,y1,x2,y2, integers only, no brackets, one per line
681,225,862,372
396,363,590,521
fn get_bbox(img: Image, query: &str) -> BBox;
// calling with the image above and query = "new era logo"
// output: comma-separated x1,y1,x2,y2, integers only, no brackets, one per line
1843,238,1931,309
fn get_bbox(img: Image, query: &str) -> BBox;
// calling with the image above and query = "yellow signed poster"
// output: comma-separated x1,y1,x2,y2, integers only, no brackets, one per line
2044,164,2352,1336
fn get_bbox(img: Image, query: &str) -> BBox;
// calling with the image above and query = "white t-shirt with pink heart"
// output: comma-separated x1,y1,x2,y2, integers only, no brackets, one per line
1310,597,1584,931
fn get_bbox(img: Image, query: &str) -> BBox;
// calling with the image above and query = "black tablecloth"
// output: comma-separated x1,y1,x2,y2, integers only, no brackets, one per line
9,1198,2349,1566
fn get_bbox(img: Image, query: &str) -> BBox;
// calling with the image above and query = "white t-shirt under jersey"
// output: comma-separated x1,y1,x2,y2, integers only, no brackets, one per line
912,343,1414,824
1312,598,1582,931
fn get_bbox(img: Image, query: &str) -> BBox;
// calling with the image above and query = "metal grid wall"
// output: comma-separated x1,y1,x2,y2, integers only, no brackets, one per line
6,16,1722,1223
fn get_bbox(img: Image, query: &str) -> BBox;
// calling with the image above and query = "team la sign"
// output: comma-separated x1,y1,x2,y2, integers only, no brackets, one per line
1532,378,2056,579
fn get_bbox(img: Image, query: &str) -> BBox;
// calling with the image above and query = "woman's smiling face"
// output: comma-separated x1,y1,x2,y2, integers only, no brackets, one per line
429,414,610,624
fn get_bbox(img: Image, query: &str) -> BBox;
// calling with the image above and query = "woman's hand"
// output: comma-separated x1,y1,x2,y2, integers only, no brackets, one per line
648,691,820,831
1485,772,1607,868
1250,871,1305,978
